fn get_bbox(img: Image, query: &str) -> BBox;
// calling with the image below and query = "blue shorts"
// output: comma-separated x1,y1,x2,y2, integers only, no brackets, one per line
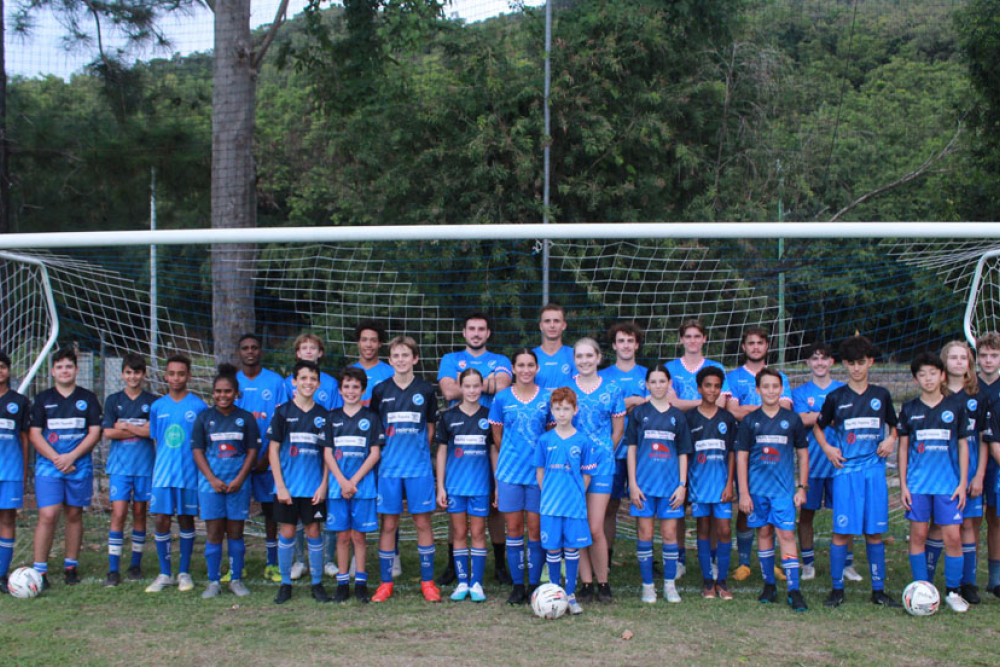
0,480,23,510
611,459,629,499
832,465,889,536
985,460,998,508
199,485,251,521
150,486,199,516
630,495,684,520
327,497,378,532
377,475,435,516
447,494,490,517
747,495,796,532
588,474,613,495
251,471,275,503
691,501,732,519
803,477,834,511
964,494,984,519
496,480,540,514
36,474,92,509
540,514,592,551
906,493,963,525
109,475,152,503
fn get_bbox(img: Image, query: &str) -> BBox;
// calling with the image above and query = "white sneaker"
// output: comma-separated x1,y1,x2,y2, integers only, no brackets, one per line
392,554,402,578
801,564,816,581
469,582,486,602
641,583,657,604
664,579,682,603
201,581,222,599
450,583,470,601
177,572,194,592
945,591,970,613
324,561,339,577
675,562,686,580
290,561,307,580
229,580,251,597
349,555,357,578
567,594,584,615
843,565,863,582
144,573,175,593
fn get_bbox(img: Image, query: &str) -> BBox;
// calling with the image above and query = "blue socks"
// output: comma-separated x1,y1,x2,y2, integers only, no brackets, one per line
783,557,800,591
266,539,278,567
454,548,469,585
0,538,13,577
527,540,544,586
418,544,435,583
205,541,223,582
547,551,562,586
564,549,580,596
867,542,885,591
663,543,678,581
278,536,295,585
356,571,368,585
179,530,195,575
506,537,525,586
64,557,78,570
716,540,732,583
307,536,324,585
962,543,977,586
830,542,847,590
909,551,929,582
801,548,815,567
737,529,754,567
108,530,124,573
33,561,48,575
130,530,145,568
988,559,1000,590
228,538,245,581
678,546,687,565
637,540,654,585
155,532,172,576
945,554,963,590
471,547,487,587
925,538,943,581
697,538,712,581
759,547,775,585
379,549,395,584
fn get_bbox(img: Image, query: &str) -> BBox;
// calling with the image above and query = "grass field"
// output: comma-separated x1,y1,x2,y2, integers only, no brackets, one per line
3,519,1000,666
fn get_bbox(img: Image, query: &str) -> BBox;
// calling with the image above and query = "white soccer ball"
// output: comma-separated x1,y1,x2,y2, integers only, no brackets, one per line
531,583,569,620
902,580,939,616
8,567,43,599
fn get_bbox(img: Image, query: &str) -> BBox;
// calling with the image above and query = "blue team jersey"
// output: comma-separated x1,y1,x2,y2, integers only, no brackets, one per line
0,391,30,482
326,407,383,499
817,384,897,474
437,349,512,409
267,401,328,498
685,407,738,503
371,377,438,479
31,386,102,481
727,366,792,408
624,402,693,498
736,407,808,498
898,395,969,495
953,389,987,479
190,406,260,493
284,371,343,411
489,386,553,485
351,361,394,405
236,368,286,461
534,429,595,519
436,405,493,497
571,377,626,476
600,364,648,459
792,379,845,480
150,392,209,489
102,390,157,477
533,346,576,389
665,358,730,401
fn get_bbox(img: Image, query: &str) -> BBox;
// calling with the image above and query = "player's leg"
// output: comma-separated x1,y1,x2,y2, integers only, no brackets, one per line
412,511,441,602
713,509,734,599
107,489,129,585
225,485,250,596
177,511,197,591
605,496,620,567
734,509,754,581
661,515,682,603
942,520,968,611
777,526,806,611
32,502,61,585
351,526,371,602
988,507,1000,596
129,495,149,580
333,521,353,602
908,517,930,581
826,470,859,605
797,508,816,579
635,516,655,599
435,520,457,586
862,465,895,605
693,506,714,596
498,480,527,602
469,512,488,601
756,521,777,603
585,491,611,602
925,523,944,582
304,518,332,602
487,505,509,585
374,512,400,600
960,513,983,604
262,503,280,581
62,504,84,584
524,485,544,592
0,508,14,593
202,518,226,597
275,517,298,603
449,507,470,600
149,508,175,590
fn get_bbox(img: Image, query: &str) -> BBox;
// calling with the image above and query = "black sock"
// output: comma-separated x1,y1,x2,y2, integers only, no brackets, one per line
493,542,506,569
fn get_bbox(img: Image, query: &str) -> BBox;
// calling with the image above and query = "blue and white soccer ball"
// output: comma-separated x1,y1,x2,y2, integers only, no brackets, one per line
8,567,43,599
902,580,939,616
531,583,569,620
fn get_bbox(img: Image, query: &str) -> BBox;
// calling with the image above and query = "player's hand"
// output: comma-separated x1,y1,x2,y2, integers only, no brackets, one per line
52,453,76,473
669,485,686,510
720,485,734,504
311,489,325,506
340,480,358,498
210,477,228,494
739,494,753,515
227,478,243,494
630,486,645,511
823,446,846,469
952,485,967,511
876,438,894,458
276,489,292,505
437,489,448,510
969,476,984,498
492,488,499,509
665,387,678,406
900,486,912,511
794,488,806,508
779,397,793,410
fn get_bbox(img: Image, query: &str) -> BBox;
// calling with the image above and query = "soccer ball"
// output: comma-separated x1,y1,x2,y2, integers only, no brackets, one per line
902,580,940,616
531,583,569,620
8,567,43,599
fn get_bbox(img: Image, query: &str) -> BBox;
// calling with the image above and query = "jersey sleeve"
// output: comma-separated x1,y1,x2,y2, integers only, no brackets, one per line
488,393,504,425
780,373,793,401
101,394,118,429
423,386,439,424
29,395,45,429
533,433,547,469
896,404,911,438
492,354,513,377
735,420,753,452
792,414,808,449
190,412,208,451
437,353,458,382
266,407,286,444
624,409,639,448
791,386,808,414
434,412,450,445
370,413,385,450
882,390,898,428
674,412,694,456
724,414,738,452
86,393,102,426
816,390,838,429
725,371,741,405
612,386,626,417
17,397,30,432
246,414,261,452
956,403,971,440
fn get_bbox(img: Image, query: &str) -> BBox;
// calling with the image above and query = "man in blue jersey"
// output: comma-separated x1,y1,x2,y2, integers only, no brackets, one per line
30,348,102,588
899,352,970,612
235,333,288,583
436,313,512,586
736,368,809,611
145,354,209,594
352,320,394,406
101,353,157,587
534,303,576,389
815,335,901,608
371,335,441,603
976,332,1000,597
0,351,30,594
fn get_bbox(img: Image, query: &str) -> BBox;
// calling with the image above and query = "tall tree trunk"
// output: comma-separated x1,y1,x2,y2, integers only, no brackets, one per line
1,0,10,234
211,0,256,363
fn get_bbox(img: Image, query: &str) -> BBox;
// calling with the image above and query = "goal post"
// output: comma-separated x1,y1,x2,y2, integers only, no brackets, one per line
0,250,60,394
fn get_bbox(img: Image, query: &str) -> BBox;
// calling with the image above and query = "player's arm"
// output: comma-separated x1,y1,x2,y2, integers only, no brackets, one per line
813,423,844,468
323,445,353,498
876,425,897,458
268,438,292,504
354,445,380,487
67,424,102,461
435,439,448,509
229,421,260,492
19,431,28,482
623,395,646,411
954,436,969,510
192,447,227,493
728,401,758,421
439,377,461,402
722,449,735,503
611,414,624,449
312,467,329,506
671,451,688,509
536,466,544,490
794,446,809,508
736,450,752,514
490,369,512,396
972,437,988,496
627,444,643,509
897,434,911,510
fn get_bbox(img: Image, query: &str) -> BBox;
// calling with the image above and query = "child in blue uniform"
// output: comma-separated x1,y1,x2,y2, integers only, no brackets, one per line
0,351,30,594
192,364,259,598
536,387,597,616
626,364,693,604
898,351,970,613
102,353,157,587
436,368,493,602
736,368,810,612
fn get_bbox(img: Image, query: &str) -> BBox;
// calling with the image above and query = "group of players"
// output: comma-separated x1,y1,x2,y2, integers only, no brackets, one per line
0,304,998,614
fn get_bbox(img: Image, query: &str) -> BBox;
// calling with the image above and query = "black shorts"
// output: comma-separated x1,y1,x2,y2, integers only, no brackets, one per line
273,497,327,527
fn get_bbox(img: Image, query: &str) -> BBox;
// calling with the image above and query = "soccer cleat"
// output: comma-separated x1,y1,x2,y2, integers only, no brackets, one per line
177,572,195,592
506,584,527,606
823,589,845,608
220,569,230,583
126,565,143,582
597,582,613,604
675,562,687,580
290,561,307,581
567,594,584,615
264,565,282,583
64,567,81,585
758,583,777,604
0,576,6,595
450,582,470,601
229,580,251,597
469,582,486,603
104,571,121,588
960,584,981,605
945,590,970,613
787,589,808,612
774,565,786,581
145,573,175,593
40,574,50,591
640,583,657,604
715,582,734,600
701,580,716,599
801,564,816,581
355,582,370,603
421,580,442,603
992,585,1000,600
311,583,333,603
273,584,293,604
202,581,222,599
843,565,863,582
333,583,351,603
392,554,403,578
526,584,538,602
576,582,595,604
539,563,550,584
371,582,394,602
664,580,682,603
732,564,752,581
870,590,902,608
324,561,339,578
435,562,457,586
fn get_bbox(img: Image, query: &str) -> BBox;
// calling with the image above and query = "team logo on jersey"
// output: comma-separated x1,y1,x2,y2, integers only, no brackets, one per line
234,417,244,427
334,449,343,460
219,443,237,454
599,393,611,406
458,360,467,369
942,411,955,424
478,418,489,430
6,402,17,414
413,394,425,406
916,442,925,453
780,420,789,429
870,398,881,411
164,423,185,448
836,514,849,528
318,391,329,403
454,447,464,458
807,397,815,408
47,432,58,444
717,422,727,434
762,446,780,462
259,389,272,402
289,445,299,457
75,400,87,411
846,433,856,444
488,360,497,369
359,419,371,432
141,404,150,413
697,452,708,464
561,364,570,375
968,399,978,412
386,426,396,437
314,417,326,428
185,410,197,423
540,531,549,544
569,446,581,460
